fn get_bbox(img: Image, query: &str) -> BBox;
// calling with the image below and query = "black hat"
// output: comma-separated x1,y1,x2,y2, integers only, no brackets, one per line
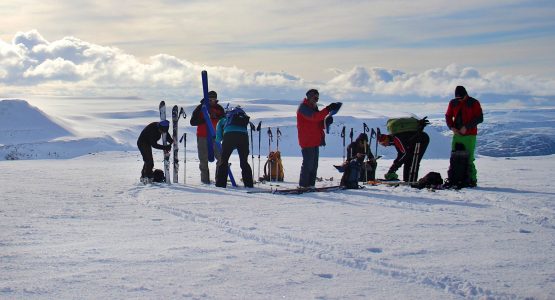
208,90,217,99
306,89,319,98
455,86,468,98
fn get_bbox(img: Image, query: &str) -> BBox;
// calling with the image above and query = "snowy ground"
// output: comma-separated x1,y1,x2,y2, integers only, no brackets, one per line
1,152,554,299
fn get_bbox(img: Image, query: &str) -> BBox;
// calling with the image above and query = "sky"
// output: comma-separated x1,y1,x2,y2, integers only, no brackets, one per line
1,0,555,106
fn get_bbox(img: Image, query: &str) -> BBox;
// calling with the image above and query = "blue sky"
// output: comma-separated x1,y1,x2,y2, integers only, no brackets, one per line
1,0,555,105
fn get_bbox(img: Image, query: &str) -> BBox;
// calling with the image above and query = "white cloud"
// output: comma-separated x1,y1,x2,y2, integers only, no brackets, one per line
1,30,555,107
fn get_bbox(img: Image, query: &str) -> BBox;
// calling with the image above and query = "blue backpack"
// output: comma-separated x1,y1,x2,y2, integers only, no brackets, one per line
225,106,250,128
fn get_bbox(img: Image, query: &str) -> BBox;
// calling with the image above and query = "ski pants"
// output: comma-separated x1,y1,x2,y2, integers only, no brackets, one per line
197,136,221,184
452,134,477,182
216,132,253,188
299,146,319,187
137,141,154,178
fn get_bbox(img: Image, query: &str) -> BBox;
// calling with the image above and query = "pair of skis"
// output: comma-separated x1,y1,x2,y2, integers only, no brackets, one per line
159,101,186,184
249,121,262,181
247,185,345,195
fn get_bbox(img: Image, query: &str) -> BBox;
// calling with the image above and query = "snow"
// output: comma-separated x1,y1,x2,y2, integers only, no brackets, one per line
1,152,554,299
1,97,555,299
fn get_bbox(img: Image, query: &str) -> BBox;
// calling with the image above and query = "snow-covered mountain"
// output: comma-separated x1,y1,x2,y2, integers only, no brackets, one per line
1,98,555,160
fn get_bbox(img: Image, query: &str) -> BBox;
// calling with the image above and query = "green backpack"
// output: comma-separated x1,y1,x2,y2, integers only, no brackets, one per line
386,117,420,134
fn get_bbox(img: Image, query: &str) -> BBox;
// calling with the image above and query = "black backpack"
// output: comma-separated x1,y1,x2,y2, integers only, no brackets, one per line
340,159,362,189
152,169,166,183
413,172,443,189
445,143,472,189
225,106,250,128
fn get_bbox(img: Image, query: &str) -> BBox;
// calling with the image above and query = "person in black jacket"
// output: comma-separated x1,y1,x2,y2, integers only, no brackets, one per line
346,133,377,181
378,131,429,182
137,120,172,180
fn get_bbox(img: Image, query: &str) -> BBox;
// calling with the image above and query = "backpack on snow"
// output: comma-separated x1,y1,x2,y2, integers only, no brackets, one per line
225,106,250,128
262,151,284,181
413,172,443,189
152,169,166,183
340,159,362,189
386,117,420,135
445,143,472,189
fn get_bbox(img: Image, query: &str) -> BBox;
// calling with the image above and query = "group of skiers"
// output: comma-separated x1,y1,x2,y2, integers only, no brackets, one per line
137,85,483,189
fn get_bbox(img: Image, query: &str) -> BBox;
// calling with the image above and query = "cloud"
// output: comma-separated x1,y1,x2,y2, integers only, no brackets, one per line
1,30,555,106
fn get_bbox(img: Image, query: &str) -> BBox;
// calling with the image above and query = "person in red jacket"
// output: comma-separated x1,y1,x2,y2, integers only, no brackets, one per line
296,89,341,188
190,90,225,184
445,86,483,186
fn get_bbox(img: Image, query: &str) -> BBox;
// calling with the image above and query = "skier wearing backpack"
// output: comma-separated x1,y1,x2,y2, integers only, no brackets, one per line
214,106,254,188
190,90,225,184
137,120,173,182
296,89,342,188
378,118,430,182
445,86,483,187
346,133,377,181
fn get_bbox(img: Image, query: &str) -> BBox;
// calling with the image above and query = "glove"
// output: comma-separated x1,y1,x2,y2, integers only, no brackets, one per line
162,144,172,151
418,117,430,129
325,116,333,127
384,171,398,180
326,102,341,112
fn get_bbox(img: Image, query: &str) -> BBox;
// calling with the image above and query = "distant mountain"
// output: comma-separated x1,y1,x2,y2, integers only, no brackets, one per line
0,99,130,160
0,99,73,144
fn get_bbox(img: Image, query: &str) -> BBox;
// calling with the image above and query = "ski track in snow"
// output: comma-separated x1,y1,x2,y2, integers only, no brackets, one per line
128,183,527,299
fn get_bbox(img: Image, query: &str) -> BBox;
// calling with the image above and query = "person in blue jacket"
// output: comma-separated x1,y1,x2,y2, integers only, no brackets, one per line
215,106,254,188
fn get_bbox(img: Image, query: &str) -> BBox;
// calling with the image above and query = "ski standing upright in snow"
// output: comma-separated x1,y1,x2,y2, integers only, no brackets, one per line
159,101,171,184
200,70,237,187
172,106,186,183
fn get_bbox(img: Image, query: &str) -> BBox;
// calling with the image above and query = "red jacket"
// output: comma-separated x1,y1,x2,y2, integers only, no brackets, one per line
296,99,330,148
190,102,225,137
445,96,483,136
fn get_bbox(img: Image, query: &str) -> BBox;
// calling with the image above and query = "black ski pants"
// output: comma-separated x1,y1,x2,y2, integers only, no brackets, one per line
137,141,154,178
401,133,430,182
216,132,254,188
299,146,319,187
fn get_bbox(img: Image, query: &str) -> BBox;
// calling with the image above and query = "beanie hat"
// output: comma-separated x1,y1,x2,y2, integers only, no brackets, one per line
158,120,170,129
208,91,218,99
306,89,319,98
455,86,468,98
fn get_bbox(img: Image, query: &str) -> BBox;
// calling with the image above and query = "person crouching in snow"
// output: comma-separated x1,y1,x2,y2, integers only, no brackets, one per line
378,127,429,183
137,120,172,182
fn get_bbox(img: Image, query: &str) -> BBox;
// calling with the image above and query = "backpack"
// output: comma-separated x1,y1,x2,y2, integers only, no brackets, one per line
152,169,166,183
225,106,250,128
340,159,362,189
413,172,443,189
445,143,472,189
262,151,284,181
386,117,420,135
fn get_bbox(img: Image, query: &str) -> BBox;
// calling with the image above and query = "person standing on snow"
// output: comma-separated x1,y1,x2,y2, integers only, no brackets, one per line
445,85,483,186
214,106,254,188
296,89,341,188
137,120,172,181
190,90,225,184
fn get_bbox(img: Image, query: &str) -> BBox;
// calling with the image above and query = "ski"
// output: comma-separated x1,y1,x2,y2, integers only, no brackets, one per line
201,70,237,187
172,106,185,183
247,185,345,195
367,180,414,186
159,101,171,184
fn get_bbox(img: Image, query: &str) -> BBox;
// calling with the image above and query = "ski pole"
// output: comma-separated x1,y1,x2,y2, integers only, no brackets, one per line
276,127,282,181
363,123,370,183
375,127,380,160
249,122,256,180
267,127,273,182
341,126,346,161
349,128,354,160
257,121,262,181
180,133,187,184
